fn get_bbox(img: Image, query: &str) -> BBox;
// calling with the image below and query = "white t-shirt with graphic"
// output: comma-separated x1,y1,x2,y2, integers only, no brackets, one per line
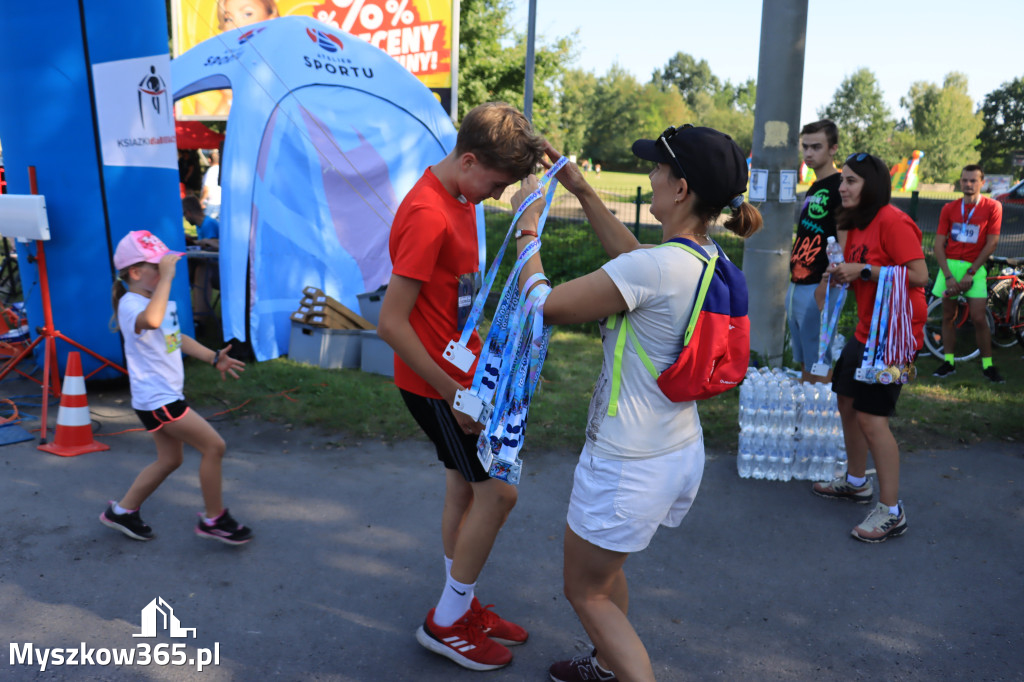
586,245,705,460
118,292,185,411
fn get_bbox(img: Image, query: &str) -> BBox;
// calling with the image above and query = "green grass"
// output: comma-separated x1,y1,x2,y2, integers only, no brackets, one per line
184,176,1020,456
186,321,1023,455
185,329,603,451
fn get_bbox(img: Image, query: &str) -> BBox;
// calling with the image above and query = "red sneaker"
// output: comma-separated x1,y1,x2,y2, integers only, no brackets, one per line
469,597,529,646
415,608,513,671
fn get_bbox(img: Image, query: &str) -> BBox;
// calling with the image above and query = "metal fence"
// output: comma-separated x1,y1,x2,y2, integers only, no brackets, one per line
482,186,1024,286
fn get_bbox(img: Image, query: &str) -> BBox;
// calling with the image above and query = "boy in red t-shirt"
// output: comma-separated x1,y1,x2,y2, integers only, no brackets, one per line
932,164,1003,382
377,102,544,672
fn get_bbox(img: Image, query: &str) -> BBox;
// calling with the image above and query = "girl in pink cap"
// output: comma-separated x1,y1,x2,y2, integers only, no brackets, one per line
100,230,252,545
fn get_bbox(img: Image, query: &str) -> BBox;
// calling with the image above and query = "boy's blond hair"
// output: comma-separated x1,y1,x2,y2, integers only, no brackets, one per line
455,102,546,180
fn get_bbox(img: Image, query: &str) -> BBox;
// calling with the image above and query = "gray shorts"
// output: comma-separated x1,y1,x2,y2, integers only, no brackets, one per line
787,282,829,367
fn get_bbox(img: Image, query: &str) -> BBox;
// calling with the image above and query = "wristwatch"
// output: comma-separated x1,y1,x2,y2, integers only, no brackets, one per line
859,264,872,281
966,267,977,276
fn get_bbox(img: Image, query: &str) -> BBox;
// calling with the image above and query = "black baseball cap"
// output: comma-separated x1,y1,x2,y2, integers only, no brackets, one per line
632,126,748,209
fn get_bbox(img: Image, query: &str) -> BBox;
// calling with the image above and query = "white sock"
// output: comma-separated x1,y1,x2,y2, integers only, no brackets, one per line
444,555,453,582
433,575,475,627
113,503,133,515
888,503,900,516
846,474,867,487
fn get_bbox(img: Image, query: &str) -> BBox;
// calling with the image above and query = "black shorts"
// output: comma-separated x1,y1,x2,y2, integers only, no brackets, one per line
831,340,902,417
135,400,191,432
400,389,489,483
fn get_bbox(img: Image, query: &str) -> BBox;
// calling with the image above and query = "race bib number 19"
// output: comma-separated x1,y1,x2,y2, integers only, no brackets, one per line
951,222,980,244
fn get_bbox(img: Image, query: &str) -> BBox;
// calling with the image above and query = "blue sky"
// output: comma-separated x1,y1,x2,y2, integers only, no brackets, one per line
511,0,1022,126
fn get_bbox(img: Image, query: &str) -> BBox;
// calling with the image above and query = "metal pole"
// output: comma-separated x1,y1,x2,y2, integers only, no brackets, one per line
523,0,537,122
634,186,642,236
743,0,809,366
450,0,460,121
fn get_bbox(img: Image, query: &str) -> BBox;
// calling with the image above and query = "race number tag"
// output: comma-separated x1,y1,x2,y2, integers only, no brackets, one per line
951,222,980,244
443,340,476,373
453,388,493,425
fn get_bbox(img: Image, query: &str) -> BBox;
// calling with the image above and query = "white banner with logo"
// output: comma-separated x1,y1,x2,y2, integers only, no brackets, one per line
92,54,177,169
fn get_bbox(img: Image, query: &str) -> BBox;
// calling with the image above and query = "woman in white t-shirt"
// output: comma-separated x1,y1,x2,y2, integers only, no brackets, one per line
100,230,251,546
512,128,762,682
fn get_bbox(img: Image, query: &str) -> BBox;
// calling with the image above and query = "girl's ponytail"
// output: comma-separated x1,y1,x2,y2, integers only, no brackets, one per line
109,268,131,331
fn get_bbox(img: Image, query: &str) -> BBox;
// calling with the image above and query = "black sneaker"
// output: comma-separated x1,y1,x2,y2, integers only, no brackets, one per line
99,503,154,541
933,361,956,378
195,509,252,545
982,365,1005,383
549,650,617,682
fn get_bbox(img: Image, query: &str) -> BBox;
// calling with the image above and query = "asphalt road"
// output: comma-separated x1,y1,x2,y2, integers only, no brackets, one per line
1,382,1022,681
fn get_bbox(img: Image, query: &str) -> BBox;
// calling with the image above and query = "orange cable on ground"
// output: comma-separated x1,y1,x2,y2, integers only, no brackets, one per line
0,398,20,425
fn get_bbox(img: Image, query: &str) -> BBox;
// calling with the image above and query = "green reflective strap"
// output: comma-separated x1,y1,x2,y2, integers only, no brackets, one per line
607,314,659,417
625,319,658,378
608,313,627,416
661,241,717,345
604,240,717,417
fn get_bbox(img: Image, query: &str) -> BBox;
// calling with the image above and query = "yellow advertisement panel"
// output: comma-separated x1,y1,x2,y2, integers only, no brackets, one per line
172,0,454,118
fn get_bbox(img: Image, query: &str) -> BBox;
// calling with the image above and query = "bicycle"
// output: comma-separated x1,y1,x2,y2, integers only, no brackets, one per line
987,256,1024,349
922,256,1024,362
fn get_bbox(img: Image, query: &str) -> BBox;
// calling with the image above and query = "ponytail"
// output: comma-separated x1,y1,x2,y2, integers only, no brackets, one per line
693,194,763,239
110,268,131,331
722,201,762,239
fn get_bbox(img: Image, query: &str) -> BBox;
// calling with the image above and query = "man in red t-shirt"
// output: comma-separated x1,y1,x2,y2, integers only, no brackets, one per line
932,164,1003,382
377,103,544,672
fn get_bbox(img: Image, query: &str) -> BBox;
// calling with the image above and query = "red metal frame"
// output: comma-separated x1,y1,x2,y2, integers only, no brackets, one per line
0,166,127,443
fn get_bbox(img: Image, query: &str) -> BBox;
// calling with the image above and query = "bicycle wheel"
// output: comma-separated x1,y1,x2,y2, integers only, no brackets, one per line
988,279,1018,348
923,296,982,362
1011,290,1024,349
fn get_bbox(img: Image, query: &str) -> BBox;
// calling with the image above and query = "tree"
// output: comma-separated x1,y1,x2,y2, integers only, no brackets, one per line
978,77,1024,179
652,52,721,108
819,68,896,163
583,65,647,170
552,68,597,158
899,73,983,183
457,0,575,133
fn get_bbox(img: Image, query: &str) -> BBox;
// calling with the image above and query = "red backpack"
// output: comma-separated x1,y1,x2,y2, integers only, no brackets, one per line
607,237,750,414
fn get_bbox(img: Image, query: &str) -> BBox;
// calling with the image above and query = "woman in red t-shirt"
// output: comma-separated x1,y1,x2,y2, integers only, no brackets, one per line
811,152,928,543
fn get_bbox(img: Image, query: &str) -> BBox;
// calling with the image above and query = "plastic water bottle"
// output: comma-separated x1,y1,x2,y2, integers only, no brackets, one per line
737,431,754,478
751,432,767,479
778,383,796,481
736,369,756,478
826,235,844,266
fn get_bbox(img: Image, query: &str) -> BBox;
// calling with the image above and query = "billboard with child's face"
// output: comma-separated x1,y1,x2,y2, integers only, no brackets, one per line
172,0,455,118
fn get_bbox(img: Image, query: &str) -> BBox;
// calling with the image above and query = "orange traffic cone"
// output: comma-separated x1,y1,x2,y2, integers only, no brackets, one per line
38,351,109,457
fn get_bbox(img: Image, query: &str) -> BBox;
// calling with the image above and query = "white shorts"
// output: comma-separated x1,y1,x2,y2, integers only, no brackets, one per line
566,438,705,553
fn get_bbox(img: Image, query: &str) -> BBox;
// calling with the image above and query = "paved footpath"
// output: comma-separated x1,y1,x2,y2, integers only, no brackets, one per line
1,386,1022,681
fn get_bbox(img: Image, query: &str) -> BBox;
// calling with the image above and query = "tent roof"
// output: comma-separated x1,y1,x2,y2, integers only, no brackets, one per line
175,120,224,150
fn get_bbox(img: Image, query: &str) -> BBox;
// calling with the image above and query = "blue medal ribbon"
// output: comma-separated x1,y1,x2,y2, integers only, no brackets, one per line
817,275,847,365
455,156,568,349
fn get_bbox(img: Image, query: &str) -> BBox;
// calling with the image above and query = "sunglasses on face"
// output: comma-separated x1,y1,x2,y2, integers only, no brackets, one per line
846,152,869,163
658,124,694,179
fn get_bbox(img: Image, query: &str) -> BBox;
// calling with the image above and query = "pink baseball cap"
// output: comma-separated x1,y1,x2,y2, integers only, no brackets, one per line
113,230,182,270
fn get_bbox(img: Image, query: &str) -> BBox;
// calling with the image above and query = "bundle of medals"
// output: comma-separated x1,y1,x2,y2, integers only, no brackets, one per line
853,265,917,385
444,157,568,484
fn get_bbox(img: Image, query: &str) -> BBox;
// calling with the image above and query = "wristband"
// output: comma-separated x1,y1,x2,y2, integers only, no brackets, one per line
966,267,976,276
211,349,221,366
515,229,538,240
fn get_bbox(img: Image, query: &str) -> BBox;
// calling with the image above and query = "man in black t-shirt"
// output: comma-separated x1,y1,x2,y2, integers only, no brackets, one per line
788,120,842,383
